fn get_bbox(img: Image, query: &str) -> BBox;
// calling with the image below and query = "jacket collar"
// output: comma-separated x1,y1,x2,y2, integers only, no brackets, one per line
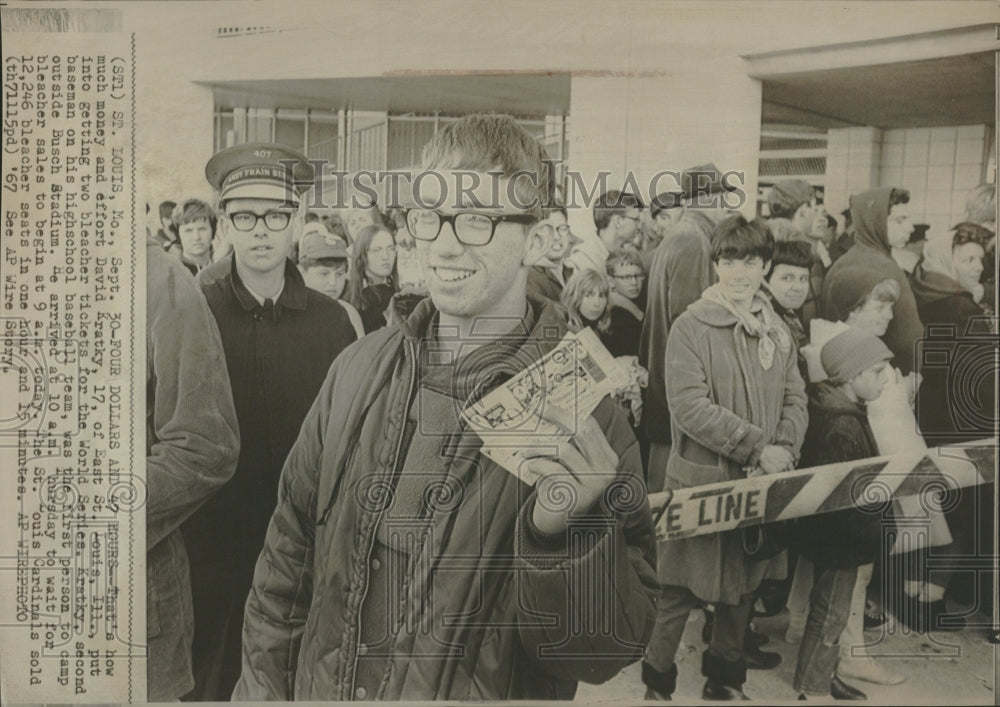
910,262,970,303
685,287,777,329
228,254,309,313
398,294,569,370
809,379,867,417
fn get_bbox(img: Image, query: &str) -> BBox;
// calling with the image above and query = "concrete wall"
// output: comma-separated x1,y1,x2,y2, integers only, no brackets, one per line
826,124,989,236
567,70,762,244
881,124,989,233
825,127,884,217
127,1,999,220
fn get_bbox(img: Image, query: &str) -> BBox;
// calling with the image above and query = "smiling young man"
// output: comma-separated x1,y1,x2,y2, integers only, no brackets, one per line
233,114,657,701
526,205,580,302
642,215,807,702
180,143,357,701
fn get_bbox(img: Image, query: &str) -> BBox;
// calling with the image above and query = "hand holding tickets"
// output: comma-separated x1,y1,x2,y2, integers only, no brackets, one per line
462,328,629,488
523,410,621,534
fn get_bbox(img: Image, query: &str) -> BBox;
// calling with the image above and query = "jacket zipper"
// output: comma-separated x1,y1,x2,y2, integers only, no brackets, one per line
348,337,418,696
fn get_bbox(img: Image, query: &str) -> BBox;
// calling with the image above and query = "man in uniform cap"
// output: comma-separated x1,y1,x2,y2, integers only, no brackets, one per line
181,142,357,701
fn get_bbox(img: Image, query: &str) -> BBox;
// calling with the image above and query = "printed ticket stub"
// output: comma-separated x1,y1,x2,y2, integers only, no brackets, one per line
461,328,629,484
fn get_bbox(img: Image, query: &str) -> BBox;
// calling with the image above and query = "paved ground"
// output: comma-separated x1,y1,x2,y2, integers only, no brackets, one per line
575,603,996,704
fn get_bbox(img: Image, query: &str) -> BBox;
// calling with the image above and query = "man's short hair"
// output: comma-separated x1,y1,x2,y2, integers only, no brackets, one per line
159,200,177,221
964,183,996,224
544,204,568,221
711,214,774,263
171,199,217,234
593,190,644,231
766,240,815,279
888,188,910,209
419,113,554,218
606,248,643,275
298,256,348,271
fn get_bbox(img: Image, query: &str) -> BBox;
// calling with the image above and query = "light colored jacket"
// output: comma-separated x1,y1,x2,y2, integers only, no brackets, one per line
659,294,807,604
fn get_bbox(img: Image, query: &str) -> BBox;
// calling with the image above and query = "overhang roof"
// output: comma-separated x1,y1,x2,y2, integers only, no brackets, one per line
745,24,996,129
205,72,572,117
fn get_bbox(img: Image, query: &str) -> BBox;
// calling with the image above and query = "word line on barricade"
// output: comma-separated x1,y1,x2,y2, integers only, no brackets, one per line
648,440,996,542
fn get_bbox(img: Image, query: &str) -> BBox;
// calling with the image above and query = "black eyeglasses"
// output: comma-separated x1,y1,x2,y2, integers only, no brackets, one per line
228,211,292,232
406,209,537,246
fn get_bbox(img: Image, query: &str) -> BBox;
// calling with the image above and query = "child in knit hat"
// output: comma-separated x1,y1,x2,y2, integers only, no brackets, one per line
788,267,912,686
790,328,896,701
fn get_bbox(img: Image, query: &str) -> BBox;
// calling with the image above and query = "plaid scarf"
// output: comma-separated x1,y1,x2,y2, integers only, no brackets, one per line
701,283,789,370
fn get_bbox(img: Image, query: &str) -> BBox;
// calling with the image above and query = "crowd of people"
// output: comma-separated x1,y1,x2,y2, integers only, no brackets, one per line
144,114,996,703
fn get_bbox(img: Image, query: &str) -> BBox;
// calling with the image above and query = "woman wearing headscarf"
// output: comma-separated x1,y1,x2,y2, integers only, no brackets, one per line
910,222,994,337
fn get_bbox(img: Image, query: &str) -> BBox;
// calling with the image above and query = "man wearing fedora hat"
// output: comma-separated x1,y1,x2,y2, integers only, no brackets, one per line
181,142,357,701
639,163,735,493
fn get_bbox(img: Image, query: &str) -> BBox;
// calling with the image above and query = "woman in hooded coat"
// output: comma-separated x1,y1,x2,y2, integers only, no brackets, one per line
821,187,923,374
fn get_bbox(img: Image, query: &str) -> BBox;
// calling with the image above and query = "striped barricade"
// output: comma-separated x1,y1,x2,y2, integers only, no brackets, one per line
648,439,996,542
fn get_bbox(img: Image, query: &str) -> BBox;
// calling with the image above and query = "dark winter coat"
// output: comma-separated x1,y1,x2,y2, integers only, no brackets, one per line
602,305,643,358
359,282,397,333
910,263,987,336
232,296,658,701
639,211,717,444
181,255,357,698
791,381,893,569
146,241,239,700
188,255,357,580
910,263,995,446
